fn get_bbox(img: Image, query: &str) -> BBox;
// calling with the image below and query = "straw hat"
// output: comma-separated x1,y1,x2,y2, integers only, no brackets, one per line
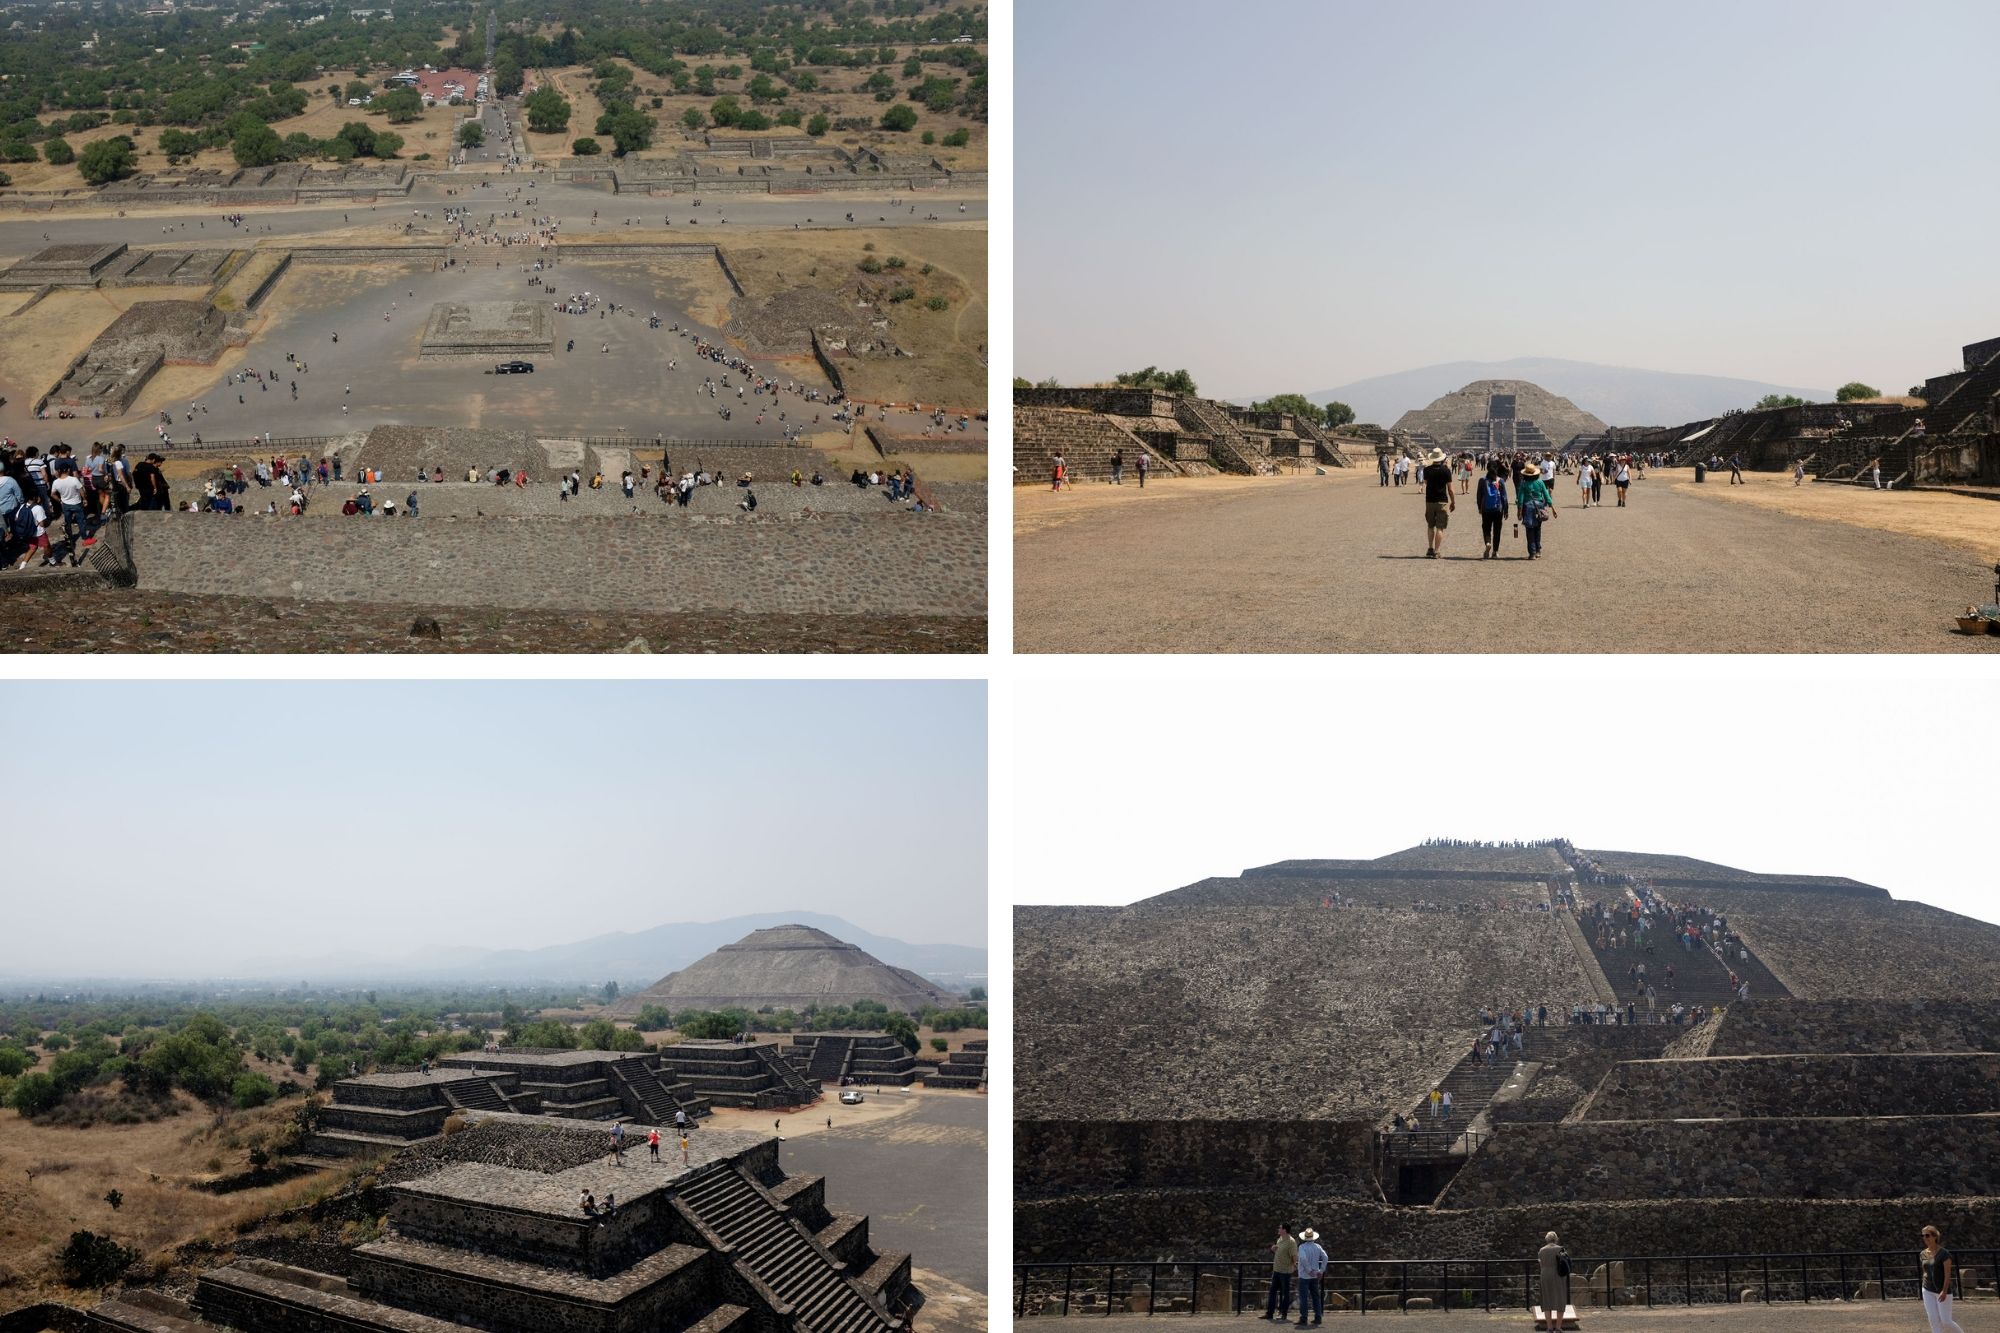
1298,1229,1320,1242
1423,448,1447,466
1521,463,1541,479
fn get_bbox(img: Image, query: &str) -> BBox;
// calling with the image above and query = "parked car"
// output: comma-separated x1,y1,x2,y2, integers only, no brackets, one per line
839,1090,864,1105
493,360,535,374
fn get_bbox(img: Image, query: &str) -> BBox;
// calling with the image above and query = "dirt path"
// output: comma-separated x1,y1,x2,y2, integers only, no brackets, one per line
1016,470,2000,653
1669,472,2000,563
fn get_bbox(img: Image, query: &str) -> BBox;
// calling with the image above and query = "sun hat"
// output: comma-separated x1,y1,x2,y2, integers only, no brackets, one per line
1298,1229,1320,1242
1521,463,1541,479
1423,448,1447,466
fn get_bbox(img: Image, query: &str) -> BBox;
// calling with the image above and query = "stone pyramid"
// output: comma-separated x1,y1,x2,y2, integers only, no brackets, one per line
1391,379,1609,451
613,923,954,1016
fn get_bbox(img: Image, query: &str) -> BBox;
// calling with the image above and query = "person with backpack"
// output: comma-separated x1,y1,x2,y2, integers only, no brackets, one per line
1517,462,1556,560
9,496,51,570
1477,464,1508,559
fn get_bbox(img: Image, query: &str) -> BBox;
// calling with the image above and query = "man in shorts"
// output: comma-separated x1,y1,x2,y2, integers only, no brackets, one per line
1421,449,1455,558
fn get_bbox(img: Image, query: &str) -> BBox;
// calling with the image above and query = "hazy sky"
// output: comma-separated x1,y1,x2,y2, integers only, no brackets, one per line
1014,667,2000,928
1016,0,2000,402
7,681,985,979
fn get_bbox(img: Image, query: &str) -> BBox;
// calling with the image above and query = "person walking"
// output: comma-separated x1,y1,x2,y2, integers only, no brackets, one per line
1428,1086,1443,1121
1614,457,1631,506
1517,462,1555,560
1536,1232,1570,1330
1262,1224,1297,1321
1420,448,1455,558
1921,1225,1965,1333
1109,449,1124,486
1378,450,1390,487
1871,457,1884,490
1476,464,1508,559
1576,458,1594,508
1136,450,1148,488
1292,1228,1326,1328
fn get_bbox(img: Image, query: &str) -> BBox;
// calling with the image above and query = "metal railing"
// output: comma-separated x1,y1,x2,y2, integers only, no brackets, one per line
1014,1251,1998,1316
1379,1129,1485,1159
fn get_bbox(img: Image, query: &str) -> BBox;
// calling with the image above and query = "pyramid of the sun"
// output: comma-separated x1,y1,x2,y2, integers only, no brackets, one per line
1391,379,1609,451
613,924,954,1015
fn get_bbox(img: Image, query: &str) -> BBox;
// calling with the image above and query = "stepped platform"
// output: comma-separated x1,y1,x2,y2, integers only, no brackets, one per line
1580,1051,2000,1121
787,1031,921,1086
657,1040,819,1109
926,1046,985,1090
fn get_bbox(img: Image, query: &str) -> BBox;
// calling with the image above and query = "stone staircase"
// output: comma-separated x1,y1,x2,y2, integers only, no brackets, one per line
1013,406,1180,485
677,1166,895,1333
1172,396,1274,475
1577,909,1741,1009
1402,1043,1521,1140
751,1042,820,1100
611,1054,712,1124
807,1036,853,1084
439,1076,509,1113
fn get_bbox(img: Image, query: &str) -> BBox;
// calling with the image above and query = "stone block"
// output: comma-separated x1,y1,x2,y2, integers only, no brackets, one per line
1855,1281,1882,1300
1367,1293,1399,1310
1323,1291,1351,1311
1740,1288,1763,1304
1195,1273,1234,1313
1124,1284,1150,1313
1405,1296,1435,1309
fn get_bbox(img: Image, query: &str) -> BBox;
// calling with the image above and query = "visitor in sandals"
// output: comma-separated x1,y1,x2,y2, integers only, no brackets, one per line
1922,1225,1966,1333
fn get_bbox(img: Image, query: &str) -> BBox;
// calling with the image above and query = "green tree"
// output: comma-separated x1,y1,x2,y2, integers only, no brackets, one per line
806,112,830,137
1835,381,1880,402
158,127,202,161
1114,366,1197,395
525,87,572,134
43,137,74,165
374,88,422,123
746,73,785,103
602,980,620,1001
494,54,523,98
76,138,136,185
0,1043,29,1078
602,107,653,155
345,79,373,104
336,121,377,156
882,1013,919,1054
571,137,602,155
1323,400,1356,428
681,107,705,132
929,1037,948,1052
879,104,918,132
9,1071,61,1116
634,1005,674,1030
231,1072,276,1109
232,119,282,168
676,1010,743,1040
708,95,742,127
967,987,987,1002
58,1231,138,1288
1754,393,1806,410
458,121,484,148
942,127,969,147
370,131,403,159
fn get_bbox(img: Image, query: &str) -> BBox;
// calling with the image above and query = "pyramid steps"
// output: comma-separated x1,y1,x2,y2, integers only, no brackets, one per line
677,1166,893,1333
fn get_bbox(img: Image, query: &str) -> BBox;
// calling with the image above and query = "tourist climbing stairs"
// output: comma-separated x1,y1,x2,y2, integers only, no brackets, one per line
807,1037,853,1085
1395,1046,1522,1154
753,1042,820,1099
439,1077,509,1113
677,1165,896,1333
1576,906,1741,1010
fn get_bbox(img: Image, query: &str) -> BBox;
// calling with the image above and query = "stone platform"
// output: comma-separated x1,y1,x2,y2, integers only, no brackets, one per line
419,299,555,359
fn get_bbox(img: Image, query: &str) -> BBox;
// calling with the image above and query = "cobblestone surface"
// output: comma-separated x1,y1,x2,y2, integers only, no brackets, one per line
123,509,983,616
0,585,984,652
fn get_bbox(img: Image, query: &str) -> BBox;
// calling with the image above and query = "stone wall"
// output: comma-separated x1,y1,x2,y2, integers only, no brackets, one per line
1697,891,2000,1000
1439,1116,2000,1207
121,510,984,618
1016,903,1598,1123
1706,998,2000,1056
1013,386,1180,417
1581,1053,2000,1121
1016,1190,2000,1266
1017,1120,1380,1201
1153,873,1559,908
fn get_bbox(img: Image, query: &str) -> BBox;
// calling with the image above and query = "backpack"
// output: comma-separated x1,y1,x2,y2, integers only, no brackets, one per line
1479,478,1503,512
11,503,38,540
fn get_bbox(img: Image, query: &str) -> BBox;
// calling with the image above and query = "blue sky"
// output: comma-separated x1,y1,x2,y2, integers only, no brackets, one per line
6,681,986,977
1016,0,2000,401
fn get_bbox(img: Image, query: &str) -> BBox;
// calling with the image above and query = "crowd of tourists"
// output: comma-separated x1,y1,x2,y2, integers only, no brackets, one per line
1395,446,1648,560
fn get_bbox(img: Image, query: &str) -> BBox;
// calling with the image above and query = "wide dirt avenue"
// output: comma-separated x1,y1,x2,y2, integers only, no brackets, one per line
1015,470,2000,653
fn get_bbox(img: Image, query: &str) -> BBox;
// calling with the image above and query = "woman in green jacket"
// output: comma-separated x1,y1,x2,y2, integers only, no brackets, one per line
1517,462,1556,559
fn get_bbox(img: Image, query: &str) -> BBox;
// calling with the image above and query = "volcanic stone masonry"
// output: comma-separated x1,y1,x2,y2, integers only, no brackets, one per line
1016,840,2000,1272
81,1116,915,1333
613,925,958,1018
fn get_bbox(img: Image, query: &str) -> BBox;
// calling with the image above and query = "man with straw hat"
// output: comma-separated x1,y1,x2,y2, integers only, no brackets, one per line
1420,448,1455,559
1292,1227,1326,1327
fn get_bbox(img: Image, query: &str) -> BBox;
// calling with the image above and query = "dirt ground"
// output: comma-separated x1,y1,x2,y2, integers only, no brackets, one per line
0,1094,329,1301
0,286,205,402
1015,467,2000,653
721,225,986,410
1669,472,2000,564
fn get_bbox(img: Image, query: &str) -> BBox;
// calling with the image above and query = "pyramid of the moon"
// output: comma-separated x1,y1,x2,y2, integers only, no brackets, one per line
1391,379,1609,452
613,924,955,1015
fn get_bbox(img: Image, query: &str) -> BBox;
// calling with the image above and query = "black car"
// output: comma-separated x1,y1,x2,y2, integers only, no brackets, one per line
494,360,535,374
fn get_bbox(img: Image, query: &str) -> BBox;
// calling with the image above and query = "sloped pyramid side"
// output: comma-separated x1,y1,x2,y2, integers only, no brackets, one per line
613,924,955,1016
1391,379,1610,448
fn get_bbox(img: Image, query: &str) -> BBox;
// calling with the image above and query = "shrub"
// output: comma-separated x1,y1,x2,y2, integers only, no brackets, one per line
888,286,915,303
10,1072,59,1115
103,1189,123,1210
885,255,905,269
0,1042,29,1078
232,1073,276,1109
942,128,970,147
930,1037,948,1052
919,263,934,275
858,256,882,273
58,1231,139,1287
572,137,601,155
806,112,829,137
43,1032,72,1051
925,296,948,311
879,104,918,133
43,137,74,165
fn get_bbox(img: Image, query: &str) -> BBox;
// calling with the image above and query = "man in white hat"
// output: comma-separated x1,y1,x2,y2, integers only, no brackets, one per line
1293,1227,1327,1327
1420,449,1455,558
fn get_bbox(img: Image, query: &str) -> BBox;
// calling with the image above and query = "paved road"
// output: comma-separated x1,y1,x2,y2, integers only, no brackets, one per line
781,1089,987,1292
0,185,987,259
455,99,517,166
1079,1307,1999,1329
1015,471,2000,653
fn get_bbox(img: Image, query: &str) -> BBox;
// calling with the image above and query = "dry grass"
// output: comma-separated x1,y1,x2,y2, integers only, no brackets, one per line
0,1093,332,1303
1014,469,1328,536
1673,472,2000,564
0,286,203,401
720,225,986,410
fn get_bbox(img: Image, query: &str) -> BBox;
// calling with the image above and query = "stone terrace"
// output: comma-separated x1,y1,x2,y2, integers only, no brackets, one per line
1579,1051,2000,1120
1694,890,2000,999
1015,903,1598,1123
1575,848,1885,895
1706,997,2000,1056
1149,874,1560,908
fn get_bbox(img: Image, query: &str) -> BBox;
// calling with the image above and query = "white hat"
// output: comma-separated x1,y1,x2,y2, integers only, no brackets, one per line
1298,1229,1320,1242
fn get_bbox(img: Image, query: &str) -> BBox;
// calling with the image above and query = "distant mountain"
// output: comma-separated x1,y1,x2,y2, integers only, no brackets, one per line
240,913,986,990
1301,357,1833,430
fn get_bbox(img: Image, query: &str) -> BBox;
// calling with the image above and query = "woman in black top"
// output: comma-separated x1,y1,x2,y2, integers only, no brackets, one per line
1921,1225,1965,1333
